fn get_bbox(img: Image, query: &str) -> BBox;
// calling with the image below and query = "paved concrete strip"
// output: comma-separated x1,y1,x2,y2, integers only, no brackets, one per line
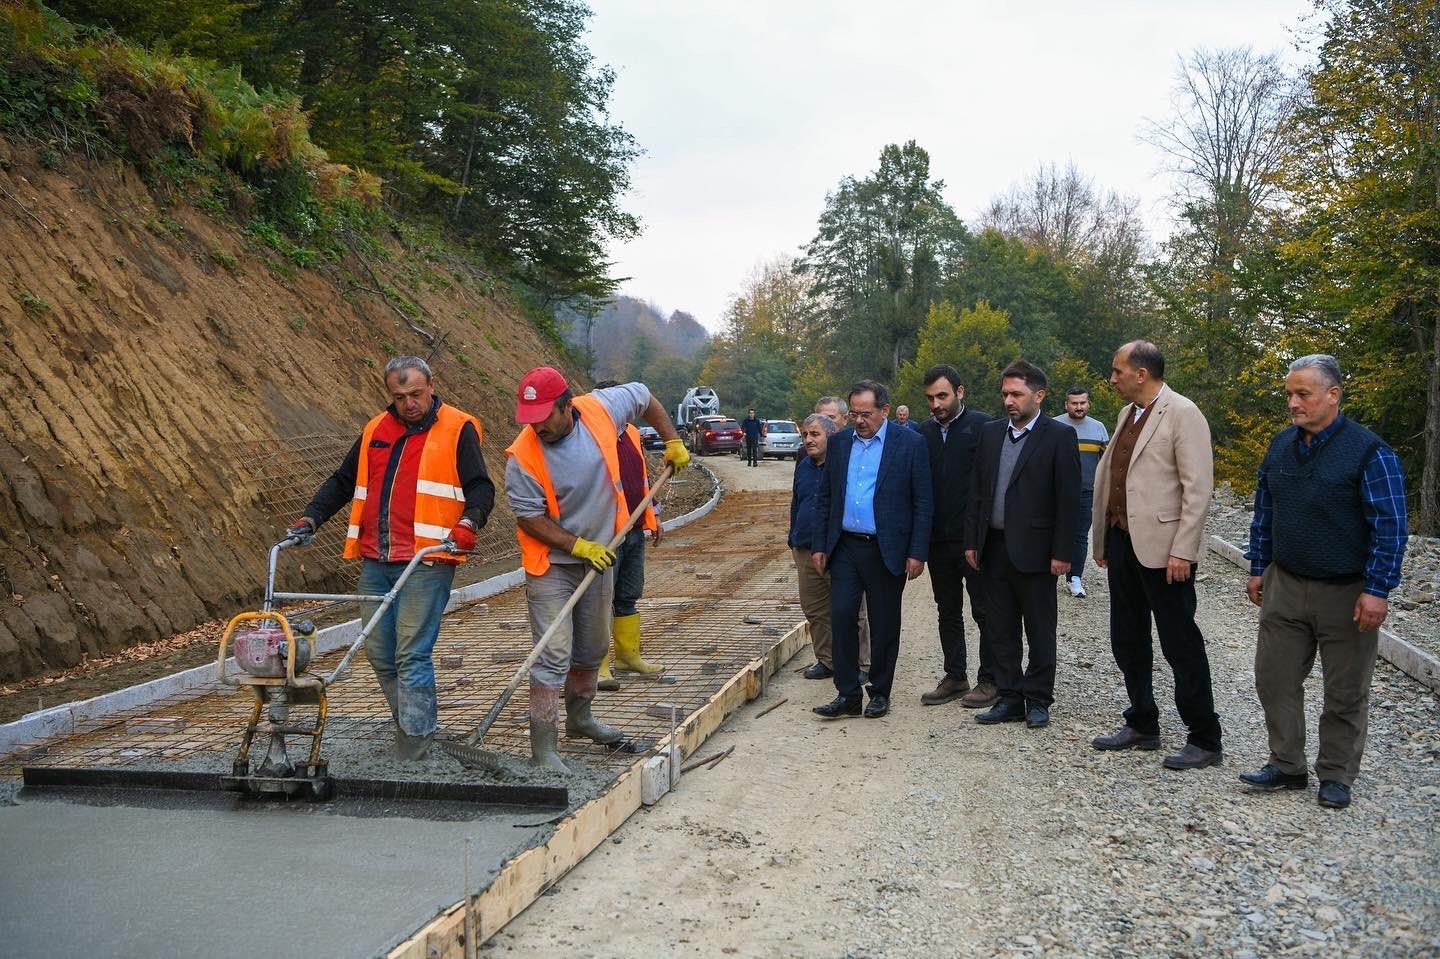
0,794,542,959
1207,534,1440,692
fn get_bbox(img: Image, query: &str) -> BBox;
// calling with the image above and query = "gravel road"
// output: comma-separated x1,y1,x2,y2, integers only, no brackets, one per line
490,454,1438,958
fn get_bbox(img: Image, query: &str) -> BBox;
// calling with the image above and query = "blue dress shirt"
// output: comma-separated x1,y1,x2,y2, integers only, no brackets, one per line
842,420,887,535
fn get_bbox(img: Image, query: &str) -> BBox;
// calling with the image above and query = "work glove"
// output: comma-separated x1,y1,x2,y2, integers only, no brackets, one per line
447,520,477,552
663,438,691,472
570,537,617,572
286,517,316,545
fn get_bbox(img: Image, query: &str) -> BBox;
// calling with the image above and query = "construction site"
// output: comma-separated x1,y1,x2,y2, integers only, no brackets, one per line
0,448,819,956
1,5,1437,952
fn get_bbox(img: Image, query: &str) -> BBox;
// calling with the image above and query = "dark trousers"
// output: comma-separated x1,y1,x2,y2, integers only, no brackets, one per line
928,540,994,684
1105,526,1223,751
830,534,905,701
980,529,1057,708
744,436,759,465
1070,488,1093,578
612,528,646,617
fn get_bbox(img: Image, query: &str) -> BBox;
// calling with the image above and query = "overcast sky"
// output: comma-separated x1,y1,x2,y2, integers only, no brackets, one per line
583,0,1314,331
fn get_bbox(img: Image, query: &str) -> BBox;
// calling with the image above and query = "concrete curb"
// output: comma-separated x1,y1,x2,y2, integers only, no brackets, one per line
1207,534,1440,693
0,466,723,758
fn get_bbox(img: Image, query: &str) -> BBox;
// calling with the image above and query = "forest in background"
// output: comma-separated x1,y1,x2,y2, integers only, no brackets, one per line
700,0,1437,533
19,0,637,309
3,0,1434,533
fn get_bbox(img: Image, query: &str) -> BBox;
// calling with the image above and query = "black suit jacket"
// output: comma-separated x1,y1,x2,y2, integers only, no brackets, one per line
963,414,1081,573
812,423,934,577
917,407,993,543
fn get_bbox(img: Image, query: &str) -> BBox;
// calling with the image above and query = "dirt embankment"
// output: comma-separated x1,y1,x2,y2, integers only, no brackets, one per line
0,140,572,684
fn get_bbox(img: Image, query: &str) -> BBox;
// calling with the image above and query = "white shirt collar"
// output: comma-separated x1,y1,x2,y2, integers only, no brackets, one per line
1009,410,1042,438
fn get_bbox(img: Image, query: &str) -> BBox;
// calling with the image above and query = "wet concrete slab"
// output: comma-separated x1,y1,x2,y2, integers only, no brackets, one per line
0,787,549,959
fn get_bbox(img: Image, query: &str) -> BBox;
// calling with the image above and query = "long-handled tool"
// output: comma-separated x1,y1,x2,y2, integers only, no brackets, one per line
439,465,674,770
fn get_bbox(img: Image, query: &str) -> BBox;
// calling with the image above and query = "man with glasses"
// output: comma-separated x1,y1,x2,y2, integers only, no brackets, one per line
810,380,933,720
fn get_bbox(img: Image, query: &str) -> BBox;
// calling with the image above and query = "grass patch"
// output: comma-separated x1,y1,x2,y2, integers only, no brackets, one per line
17,289,50,315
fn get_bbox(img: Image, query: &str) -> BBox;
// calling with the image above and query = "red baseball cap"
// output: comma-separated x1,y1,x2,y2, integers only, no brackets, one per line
515,367,569,423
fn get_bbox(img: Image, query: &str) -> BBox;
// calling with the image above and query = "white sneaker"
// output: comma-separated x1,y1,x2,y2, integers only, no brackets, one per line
1068,576,1086,598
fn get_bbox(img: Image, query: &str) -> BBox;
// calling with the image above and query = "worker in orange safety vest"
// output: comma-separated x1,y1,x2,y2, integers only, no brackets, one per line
504,367,688,771
291,356,495,760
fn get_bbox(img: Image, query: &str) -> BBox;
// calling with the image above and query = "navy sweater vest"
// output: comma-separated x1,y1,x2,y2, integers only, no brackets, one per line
1261,418,1383,579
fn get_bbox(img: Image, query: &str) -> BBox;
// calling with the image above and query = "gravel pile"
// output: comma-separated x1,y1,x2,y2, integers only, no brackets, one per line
1209,484,1440,662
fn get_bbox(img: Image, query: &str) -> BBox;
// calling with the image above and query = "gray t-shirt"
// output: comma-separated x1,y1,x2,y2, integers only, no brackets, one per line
505,383,651,566
1054,414,1110,491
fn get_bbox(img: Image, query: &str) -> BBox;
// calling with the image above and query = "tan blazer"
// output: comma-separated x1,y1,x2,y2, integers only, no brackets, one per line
1092,386,1213,569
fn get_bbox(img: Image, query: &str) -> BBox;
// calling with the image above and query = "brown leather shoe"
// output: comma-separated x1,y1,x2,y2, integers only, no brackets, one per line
960,681,999,708
920,675,970,706
1162,744,1223,770
1092,725,1161,751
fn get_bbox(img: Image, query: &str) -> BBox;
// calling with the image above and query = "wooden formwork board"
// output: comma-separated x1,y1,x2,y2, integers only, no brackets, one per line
1207,535,1440,692
388,619,811,959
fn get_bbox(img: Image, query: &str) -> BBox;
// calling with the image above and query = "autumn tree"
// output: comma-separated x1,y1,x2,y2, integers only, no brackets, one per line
895,300,1020,414
800,141,965,382
1143,46,1297,412
1273,0,1440,531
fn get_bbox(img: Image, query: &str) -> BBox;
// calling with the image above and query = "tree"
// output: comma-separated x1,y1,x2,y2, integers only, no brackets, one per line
943,229,1075,369
1143,47,1296,358
895,300,1020,413
799,141,965,381
1272,0,1440,531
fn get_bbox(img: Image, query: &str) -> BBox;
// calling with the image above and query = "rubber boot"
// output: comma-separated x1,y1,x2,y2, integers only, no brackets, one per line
613,612,663,674
528,682,568,772
378,677,400,724
564,668,624,744
395,682,437,761
597,651,621,692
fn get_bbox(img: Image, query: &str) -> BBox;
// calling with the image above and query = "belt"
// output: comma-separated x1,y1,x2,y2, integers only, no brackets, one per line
841,530,877,542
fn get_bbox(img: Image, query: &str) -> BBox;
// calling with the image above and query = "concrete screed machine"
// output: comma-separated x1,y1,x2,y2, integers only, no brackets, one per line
212,530,466,799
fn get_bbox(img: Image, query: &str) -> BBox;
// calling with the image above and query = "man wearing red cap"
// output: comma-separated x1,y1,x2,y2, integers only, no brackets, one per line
290,356,494,760
505,367,689,771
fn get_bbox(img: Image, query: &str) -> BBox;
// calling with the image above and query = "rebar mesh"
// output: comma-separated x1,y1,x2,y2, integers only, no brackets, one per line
1,492,801,779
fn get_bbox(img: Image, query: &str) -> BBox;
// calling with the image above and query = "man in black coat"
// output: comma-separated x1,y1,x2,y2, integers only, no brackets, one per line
811,379,933,720
964,360,1081,729
915,364,999,708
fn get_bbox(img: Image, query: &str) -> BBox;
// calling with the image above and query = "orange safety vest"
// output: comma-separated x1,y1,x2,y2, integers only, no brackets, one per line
622,423,659,535
506,394,627,575
343,403,483,565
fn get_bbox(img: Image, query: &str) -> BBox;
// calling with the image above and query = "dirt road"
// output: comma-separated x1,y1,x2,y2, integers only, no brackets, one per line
492,451,1438,957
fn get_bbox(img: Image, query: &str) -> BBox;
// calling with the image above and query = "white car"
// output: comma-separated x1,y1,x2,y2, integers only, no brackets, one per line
761,420,802,459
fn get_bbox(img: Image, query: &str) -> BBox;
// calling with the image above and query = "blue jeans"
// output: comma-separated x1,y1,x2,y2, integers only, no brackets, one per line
612,528,646,616
358,559,455,689
1070,488,1094,578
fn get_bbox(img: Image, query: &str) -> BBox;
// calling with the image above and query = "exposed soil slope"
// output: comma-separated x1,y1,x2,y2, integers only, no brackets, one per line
0,139,573,683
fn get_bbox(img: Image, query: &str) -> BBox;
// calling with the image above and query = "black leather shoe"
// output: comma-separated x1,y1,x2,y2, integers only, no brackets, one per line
1162,744,1223,770
863,695,890,718
1025,705,1050,728
1239,764,1308,791
802,662,834,680
1317,780,1352,809
1091,725,1161,751
975,700,1026,724
812,696,862,718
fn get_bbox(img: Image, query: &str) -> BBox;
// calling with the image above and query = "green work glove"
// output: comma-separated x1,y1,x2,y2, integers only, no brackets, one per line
570,537,617,572
664,438,691,472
